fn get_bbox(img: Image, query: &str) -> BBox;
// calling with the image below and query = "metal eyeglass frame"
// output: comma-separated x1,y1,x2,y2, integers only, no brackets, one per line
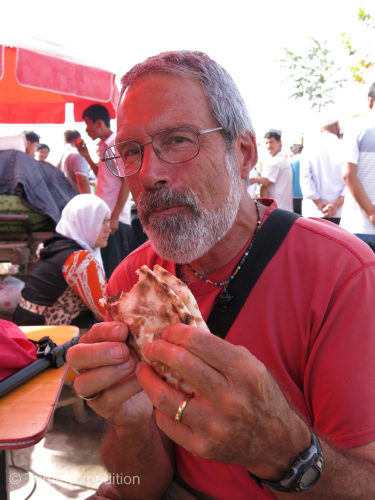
102,126,223,178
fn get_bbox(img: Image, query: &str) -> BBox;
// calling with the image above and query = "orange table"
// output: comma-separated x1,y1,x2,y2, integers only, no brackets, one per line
0,325,79,499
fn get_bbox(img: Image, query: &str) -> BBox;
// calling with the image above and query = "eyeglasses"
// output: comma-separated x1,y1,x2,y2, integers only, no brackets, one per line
102,126,223,178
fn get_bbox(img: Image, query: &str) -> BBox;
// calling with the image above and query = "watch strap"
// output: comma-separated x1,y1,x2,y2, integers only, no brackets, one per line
249,431,323,492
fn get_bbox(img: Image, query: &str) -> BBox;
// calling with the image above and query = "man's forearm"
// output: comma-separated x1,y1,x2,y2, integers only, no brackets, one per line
343,162,375,218
334,195,344,208
313,198,325,212
346,178,374,215
76,174,91,194
260,184,270,198
87,157,99,177
101,417,174,500
112,179,130,220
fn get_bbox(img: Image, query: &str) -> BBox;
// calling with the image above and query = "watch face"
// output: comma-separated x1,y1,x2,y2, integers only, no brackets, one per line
299,467,320,490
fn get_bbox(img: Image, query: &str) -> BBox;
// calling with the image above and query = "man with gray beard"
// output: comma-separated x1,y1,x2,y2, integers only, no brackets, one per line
68,51,375,500
137,150,241,263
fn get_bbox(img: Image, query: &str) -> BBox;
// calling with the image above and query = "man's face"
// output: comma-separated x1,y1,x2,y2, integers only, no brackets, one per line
94,217,111,248
37,147,49,161
116,72,242,263
84,117,100,140
26,141,39,157
265,137,281,157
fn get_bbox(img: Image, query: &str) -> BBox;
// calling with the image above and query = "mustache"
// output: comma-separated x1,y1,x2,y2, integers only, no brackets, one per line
137,187,200,222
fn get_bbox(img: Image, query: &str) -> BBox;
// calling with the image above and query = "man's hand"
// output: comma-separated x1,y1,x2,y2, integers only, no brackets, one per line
76,140,90,161
322,202,338,218
137,323,310,480
66,322,153,427
76,140,99,176
368,210,375,226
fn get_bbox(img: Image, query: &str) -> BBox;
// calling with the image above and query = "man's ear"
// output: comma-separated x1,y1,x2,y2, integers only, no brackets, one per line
235,133,258,179
96,119,105,129
369,97,374,110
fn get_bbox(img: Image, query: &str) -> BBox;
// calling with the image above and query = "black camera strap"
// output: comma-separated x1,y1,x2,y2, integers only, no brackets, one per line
0,336,79,398
207,208,300,339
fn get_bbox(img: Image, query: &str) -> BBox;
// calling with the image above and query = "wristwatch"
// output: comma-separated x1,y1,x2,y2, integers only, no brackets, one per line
249,431,323,492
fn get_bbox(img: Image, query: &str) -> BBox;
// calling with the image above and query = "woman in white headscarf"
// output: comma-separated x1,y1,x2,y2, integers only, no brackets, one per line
13,194,111,328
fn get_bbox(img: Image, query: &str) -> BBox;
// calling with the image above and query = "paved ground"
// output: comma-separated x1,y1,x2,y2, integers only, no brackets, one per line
9,402,108,499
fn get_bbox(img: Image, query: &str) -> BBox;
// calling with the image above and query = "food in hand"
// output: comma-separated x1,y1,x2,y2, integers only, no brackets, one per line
100,265,209,391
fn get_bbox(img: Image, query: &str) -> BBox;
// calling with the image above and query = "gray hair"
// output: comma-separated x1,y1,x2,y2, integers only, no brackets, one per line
119,51,254,142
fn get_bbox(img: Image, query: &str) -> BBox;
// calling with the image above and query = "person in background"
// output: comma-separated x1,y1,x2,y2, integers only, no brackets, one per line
13,194,110,329
340,81,375,251
252,129,293,211
77,104,133,277
246,166,260,198
36,143,50,162
58,130,91,194
67,51,375,500
300,117,345,224
289,143,303,214
23,131,40,158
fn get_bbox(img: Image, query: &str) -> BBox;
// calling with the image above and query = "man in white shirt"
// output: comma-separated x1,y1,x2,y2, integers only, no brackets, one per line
58,130,91,194
300,117,345,224
253,129,293,211
340,82,375,251
78,104,133,276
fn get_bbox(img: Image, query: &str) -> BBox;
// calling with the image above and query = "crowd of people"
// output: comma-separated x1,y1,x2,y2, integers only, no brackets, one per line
20,80,375,259
248,83,375,254
2,119,147,331
21,103,148,278
2,50,375,499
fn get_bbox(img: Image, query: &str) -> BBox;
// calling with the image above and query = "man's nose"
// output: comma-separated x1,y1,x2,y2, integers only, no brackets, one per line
138,143,172,187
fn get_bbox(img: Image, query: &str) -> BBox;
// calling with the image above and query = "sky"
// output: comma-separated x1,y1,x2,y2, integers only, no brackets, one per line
1,0,375,164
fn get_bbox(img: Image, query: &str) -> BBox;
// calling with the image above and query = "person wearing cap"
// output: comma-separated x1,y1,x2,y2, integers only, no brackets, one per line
252,129,293,211
300,116,345,224
340,82,375,251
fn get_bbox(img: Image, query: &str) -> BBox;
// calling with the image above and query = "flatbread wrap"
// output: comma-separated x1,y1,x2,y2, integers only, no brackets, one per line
100,265,209,390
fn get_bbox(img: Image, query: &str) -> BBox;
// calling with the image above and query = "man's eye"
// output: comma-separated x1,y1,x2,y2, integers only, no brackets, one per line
119,144,140,159
164,133,194,147
125,148,140,158
171,134,189,143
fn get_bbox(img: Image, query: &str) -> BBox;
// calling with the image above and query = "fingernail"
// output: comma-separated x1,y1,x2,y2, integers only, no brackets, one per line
110,345,126,360
117,360,134,371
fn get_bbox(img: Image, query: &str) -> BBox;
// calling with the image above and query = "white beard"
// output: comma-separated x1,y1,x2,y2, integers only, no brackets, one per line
137,151,242,263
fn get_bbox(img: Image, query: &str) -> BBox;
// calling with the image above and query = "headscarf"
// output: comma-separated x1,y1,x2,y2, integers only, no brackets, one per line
55,194,110,269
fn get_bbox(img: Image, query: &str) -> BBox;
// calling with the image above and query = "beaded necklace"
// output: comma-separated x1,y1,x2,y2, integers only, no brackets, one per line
187,200,262,310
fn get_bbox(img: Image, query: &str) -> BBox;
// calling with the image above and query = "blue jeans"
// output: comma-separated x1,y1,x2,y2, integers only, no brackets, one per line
355,233,375,252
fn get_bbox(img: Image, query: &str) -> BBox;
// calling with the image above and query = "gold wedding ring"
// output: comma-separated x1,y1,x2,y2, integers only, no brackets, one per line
78,392,101,401
175,395,192,422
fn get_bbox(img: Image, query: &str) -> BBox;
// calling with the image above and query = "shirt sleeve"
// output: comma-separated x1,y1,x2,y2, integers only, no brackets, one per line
263,157,282,183
73,155,90,177
340,125,360,165
300,154,320,199
305,261,375,448
62,250,107,321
